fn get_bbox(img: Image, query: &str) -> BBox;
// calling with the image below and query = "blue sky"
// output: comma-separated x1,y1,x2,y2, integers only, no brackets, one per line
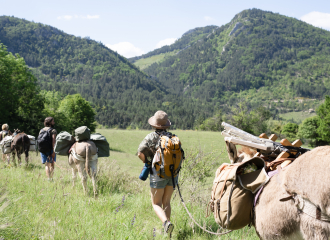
1,0,330,58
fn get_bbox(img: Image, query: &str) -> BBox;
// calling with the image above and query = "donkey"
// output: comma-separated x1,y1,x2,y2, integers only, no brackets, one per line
231,143,330,239
68,140,98,197
11,129,30,166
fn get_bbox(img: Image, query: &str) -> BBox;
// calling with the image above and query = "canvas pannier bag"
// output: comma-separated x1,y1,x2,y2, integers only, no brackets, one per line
27,135,36,151
154,133,184,189
54,131,76,156
90,133,110,157
209,157,269,230
0,136,13,154
75,126,90,142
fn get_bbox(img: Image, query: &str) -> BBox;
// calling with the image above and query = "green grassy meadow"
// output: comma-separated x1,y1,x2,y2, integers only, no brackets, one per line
279,111,316,123
134,52,177,70
0,129,259,239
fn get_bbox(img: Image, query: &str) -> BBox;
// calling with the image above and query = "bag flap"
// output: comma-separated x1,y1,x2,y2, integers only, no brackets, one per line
90,133,106,141
56,131,75,141
237,168,269,194
238,157,266,169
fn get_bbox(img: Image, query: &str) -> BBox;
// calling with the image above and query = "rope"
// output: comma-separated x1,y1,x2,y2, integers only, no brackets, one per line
55,162,70,171
176,184,232,236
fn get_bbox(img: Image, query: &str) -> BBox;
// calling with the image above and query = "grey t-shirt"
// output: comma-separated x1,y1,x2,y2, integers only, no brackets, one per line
138,131,166,182
40,127,57,136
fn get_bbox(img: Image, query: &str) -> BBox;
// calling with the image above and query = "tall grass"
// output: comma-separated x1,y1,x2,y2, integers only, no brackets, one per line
0,130,259,239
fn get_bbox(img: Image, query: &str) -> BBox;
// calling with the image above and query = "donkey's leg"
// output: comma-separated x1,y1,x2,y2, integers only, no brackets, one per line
90,159,98,198
17,152,22,166
77,161,88,195
68,155,77,187
24,149,29,166
11,151,17,167
71,167,78,187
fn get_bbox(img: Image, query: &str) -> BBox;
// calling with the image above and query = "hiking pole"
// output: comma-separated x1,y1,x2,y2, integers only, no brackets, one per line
176,184,232,236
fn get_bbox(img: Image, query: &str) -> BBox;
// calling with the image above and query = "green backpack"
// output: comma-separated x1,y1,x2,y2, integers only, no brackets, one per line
75,126,90,142
91,133,110,157
54,131,76,156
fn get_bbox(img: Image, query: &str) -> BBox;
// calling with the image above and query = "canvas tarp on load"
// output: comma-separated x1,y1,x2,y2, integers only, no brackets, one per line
27,135,36,151
75,126,90,142
91,133,110,158
54,131,76,156
0,135,13,154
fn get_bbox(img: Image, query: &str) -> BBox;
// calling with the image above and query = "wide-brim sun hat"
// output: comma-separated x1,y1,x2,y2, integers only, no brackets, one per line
148,111,171,129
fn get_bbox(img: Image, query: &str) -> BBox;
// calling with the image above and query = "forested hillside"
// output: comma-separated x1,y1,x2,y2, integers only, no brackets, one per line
143,9,330,112
129,25,218,63
0,16,214,129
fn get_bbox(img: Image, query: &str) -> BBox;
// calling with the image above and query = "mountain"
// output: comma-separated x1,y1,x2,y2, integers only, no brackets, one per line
129,25,218,69
0,16,214,129
140,9,330,113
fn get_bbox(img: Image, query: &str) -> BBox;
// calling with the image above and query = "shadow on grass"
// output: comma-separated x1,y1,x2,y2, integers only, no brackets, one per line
110,147,125,153
25,163,43,171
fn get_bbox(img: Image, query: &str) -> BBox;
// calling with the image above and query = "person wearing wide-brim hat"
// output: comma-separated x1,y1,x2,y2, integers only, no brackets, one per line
137,110,176,237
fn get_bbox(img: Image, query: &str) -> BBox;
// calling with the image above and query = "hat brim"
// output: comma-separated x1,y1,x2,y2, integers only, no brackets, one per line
148,116,171,129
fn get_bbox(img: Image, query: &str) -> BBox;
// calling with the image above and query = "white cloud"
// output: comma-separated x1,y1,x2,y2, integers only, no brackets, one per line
106,42,144,58
57,15,100,20
301,11,330,30
86,15,100,19
204,16,214,21
57,15,73,20
155,38,177,48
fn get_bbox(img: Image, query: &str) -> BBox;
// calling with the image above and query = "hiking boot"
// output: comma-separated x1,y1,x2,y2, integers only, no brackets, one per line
163,220,174,238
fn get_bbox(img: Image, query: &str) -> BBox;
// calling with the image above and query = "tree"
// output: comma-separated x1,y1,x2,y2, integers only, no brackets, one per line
316,96,330,144
282,122,299,142
223,103,271,135
0,44,45,135
58,94,96,133
297,116,320,147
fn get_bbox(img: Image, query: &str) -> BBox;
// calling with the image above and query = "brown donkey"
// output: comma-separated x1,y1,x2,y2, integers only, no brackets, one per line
11,129,30,166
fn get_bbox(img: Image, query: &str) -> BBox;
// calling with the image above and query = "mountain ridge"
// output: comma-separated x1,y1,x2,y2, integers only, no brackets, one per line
0,16,215,129
140,9,330,114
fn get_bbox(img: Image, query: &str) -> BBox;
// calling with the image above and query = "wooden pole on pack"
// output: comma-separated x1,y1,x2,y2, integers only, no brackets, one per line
259,133,269,139
269,134,278,142
292,139,303,147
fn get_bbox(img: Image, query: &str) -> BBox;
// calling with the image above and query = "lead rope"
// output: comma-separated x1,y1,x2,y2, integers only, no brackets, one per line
176,184,232,236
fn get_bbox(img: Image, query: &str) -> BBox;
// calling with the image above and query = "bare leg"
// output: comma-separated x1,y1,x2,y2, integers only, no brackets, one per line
151,188,168,223
45,162,51,179
162,185,174,221
49,162,55,179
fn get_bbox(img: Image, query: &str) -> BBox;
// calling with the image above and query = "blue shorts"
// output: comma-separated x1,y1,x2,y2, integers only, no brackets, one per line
40,150,56,164
150,176,179,189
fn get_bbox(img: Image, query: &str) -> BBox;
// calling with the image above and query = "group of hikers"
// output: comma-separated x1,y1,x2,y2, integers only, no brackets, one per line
0,111,180,237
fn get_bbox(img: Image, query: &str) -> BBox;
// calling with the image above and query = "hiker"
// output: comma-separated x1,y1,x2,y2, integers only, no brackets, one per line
38,117,57,181
0,124,12,163
137,111,181,237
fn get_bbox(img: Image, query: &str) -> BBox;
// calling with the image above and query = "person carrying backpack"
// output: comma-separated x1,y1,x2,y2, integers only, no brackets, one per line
0,124,12,164
37,117,57,181
137,111,184,238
